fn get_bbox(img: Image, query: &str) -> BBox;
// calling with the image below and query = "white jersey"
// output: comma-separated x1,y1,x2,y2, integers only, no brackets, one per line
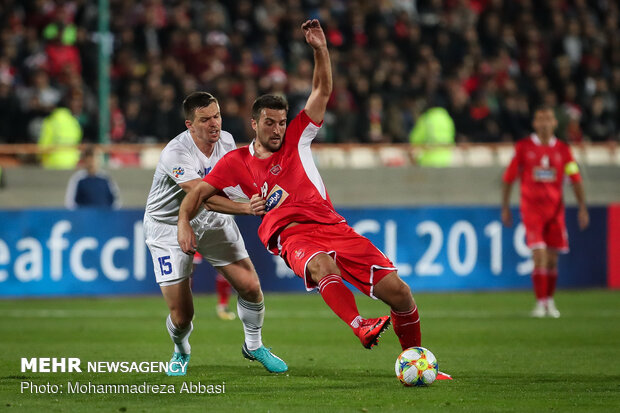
145,129,239,225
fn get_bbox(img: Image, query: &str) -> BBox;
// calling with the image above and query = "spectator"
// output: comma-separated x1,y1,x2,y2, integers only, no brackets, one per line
147,83,184,141
583,94,617,142
0,0,618,144
221,97,248,143
409,106,455,167
37,95,82,170
65,145,121,209
123,98,147,142
0,74,20,143
17,69,61,141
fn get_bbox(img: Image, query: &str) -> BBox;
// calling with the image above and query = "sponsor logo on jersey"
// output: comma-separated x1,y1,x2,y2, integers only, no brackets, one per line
264,184,289,212
533,167,556,182
172,167,185,178
270,164,282,175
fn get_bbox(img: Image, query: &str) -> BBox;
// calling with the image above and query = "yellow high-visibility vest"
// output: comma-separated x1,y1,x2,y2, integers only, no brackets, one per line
38,107,83,169
409,107,455,167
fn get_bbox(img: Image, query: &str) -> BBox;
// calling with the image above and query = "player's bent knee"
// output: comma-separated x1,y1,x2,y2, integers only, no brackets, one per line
388,279,411,301
375,274,413,310
307,253,340,283
170,310,193,329
235,277,263,302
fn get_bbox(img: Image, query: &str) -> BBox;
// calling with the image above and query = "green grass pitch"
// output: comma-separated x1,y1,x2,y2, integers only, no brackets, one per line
1,290,619,412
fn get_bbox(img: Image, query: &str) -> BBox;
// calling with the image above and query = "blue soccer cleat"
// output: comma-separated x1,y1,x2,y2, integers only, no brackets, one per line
242,343,288,373
167,352,191,376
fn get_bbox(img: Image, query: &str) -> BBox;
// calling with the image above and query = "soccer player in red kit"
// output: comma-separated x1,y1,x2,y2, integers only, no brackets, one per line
502,107,589,318
178,20,440,371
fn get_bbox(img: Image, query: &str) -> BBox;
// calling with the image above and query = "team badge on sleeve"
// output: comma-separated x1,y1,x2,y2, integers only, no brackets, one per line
172,167,185,178
265,184,289,212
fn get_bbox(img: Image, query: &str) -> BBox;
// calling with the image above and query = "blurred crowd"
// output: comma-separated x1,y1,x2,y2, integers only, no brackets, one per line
0,0,618,145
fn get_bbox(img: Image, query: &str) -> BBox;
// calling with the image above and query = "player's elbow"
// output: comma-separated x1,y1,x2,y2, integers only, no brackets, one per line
191,182,209,203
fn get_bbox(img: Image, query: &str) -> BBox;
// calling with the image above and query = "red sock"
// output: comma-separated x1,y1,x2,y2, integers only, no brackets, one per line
317,274,361,330
547,269,558,298
215,273,231,306
391,306,421,350
532,268,548,300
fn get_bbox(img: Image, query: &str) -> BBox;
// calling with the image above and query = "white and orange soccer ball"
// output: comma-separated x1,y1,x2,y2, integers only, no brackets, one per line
395,347,438,386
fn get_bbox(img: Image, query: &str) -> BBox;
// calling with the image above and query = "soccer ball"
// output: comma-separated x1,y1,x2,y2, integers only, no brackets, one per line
395,347,438,386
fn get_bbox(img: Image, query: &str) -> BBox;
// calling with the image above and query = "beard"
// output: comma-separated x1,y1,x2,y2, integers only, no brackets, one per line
260,135,283,152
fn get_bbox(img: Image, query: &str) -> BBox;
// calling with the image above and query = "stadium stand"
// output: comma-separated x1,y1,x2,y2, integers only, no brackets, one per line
0,0,618,147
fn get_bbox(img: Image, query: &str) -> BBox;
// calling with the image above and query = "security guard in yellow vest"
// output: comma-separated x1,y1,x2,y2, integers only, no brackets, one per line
409,107,455,167
38,105,82,169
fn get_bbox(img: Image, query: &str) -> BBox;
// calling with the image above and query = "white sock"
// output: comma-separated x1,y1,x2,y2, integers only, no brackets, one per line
166,314,193,354
237,296,264,351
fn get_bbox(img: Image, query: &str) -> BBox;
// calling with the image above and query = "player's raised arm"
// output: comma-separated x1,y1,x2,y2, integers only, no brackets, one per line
302,19,332,124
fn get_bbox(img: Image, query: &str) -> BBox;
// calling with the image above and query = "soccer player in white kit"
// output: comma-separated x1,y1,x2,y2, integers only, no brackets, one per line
144,92,287,375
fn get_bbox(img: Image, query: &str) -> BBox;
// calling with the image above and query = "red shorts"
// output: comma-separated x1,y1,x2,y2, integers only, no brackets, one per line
521,209,569,253
277,222,397,298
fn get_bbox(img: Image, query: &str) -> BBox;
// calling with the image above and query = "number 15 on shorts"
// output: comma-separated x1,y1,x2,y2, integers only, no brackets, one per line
158,256,172,275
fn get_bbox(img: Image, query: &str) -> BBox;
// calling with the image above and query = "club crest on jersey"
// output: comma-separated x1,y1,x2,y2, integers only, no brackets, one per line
172,167,185,178
264,184,289,212
270,164,282,175
294,249,305,259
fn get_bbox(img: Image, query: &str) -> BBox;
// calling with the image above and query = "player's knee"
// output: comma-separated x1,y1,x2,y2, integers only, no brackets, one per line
532,250,547,269
307,254,339,283
236,276,262,302
170,309,193,329
394,280,413,304
379,276,413,310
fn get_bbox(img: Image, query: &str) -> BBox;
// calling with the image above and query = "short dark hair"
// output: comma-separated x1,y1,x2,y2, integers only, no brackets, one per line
183,92,218,121
251,94,289,121
533,104,554,115
81,144,96,159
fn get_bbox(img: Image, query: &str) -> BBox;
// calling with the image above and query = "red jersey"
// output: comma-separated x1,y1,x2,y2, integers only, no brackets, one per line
503,134,582,217
204,110,345,253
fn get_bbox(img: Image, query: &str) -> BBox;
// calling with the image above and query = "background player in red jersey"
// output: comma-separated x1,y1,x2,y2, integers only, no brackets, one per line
502,107,589,318
191,253,235,320
177,20,448,377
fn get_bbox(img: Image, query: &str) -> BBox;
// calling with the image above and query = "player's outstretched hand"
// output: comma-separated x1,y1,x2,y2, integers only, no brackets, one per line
178,221,197,255
302,19,326,50
501,206,512,227
578,206,589,230
249,194,266,216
